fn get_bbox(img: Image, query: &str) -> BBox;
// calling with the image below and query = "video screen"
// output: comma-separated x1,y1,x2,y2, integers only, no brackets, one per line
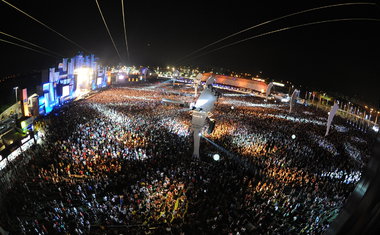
62,85,70,97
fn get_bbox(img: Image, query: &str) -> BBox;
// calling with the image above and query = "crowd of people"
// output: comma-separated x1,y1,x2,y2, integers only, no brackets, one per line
0,83,375,234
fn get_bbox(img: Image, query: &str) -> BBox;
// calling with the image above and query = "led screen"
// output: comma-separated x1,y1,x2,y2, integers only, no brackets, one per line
62,85,70,97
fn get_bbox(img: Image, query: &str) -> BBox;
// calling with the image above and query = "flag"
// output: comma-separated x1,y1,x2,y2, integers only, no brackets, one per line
170,198,180,222
174,198,179,211
325,102,339,136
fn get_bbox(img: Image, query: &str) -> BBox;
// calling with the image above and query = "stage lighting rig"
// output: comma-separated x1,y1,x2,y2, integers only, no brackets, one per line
191,76,218,158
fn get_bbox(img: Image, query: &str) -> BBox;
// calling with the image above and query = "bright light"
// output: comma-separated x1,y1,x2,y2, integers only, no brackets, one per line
118,74,124,80
273,82,285,87
213,154,220,161
196,99,208,108
198,132,202,137
75,67,93,96
291,134,296,139
281,97,290,102
21,120,28,129
253,78,265,82
21,136,31,144
62,85,70,96
75,67,92,79
373,125,379,132
231,106,234,110
189,102,195,109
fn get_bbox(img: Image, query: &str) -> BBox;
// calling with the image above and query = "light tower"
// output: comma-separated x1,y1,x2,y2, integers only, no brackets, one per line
191,76,218,158
172,69,179,86
13,86,19,103
194,73,203,97
289,89,300,113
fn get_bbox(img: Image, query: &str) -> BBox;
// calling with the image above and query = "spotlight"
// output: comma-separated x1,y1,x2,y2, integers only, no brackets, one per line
213,154,220,161
198,132,202,137
231,106,234,110
291,134,296,139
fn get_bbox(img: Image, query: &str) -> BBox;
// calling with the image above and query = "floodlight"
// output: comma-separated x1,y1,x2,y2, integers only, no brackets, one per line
213,154,220,161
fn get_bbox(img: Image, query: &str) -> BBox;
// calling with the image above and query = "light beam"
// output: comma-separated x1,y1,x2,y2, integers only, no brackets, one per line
185,18,380,61
1,0,89,52
176,2,377,63
95,0,122,61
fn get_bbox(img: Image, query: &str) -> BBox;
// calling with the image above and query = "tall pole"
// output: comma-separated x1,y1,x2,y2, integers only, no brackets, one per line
13,86,19,102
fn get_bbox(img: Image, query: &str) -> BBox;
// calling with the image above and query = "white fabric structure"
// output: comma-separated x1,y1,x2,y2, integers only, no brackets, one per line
205,76,216,86
194,73,203,97
289,89,300,113
265,82,273,100
191,76,217,158
194,89,217,113
191,111,208,158
325,102,339,136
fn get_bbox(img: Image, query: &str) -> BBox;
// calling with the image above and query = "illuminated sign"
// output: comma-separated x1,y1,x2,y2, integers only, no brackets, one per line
21,135,31,144
97,77,103,85
43,83,50,92
21,117,34,132
62,85,70,97
22,88,30,116
107,71,111,84
320,95,332,101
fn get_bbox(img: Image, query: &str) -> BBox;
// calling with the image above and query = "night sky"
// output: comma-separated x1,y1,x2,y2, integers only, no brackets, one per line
0,0,379,105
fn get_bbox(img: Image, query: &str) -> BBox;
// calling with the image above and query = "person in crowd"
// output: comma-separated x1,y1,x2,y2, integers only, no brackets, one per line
0,85,374,234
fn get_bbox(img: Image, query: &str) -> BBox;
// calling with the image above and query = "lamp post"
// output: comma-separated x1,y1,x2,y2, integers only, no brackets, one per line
13,86,19,103
191,76,217,159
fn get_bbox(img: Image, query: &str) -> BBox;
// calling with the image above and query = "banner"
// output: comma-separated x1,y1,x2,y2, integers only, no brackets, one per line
325,102,339,136
22,88,30,117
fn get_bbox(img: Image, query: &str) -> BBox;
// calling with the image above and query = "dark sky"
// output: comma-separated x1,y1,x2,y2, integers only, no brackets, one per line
0,0,379,105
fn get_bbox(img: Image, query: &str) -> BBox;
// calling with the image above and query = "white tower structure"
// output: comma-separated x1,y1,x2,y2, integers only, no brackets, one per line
191,76,217,158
